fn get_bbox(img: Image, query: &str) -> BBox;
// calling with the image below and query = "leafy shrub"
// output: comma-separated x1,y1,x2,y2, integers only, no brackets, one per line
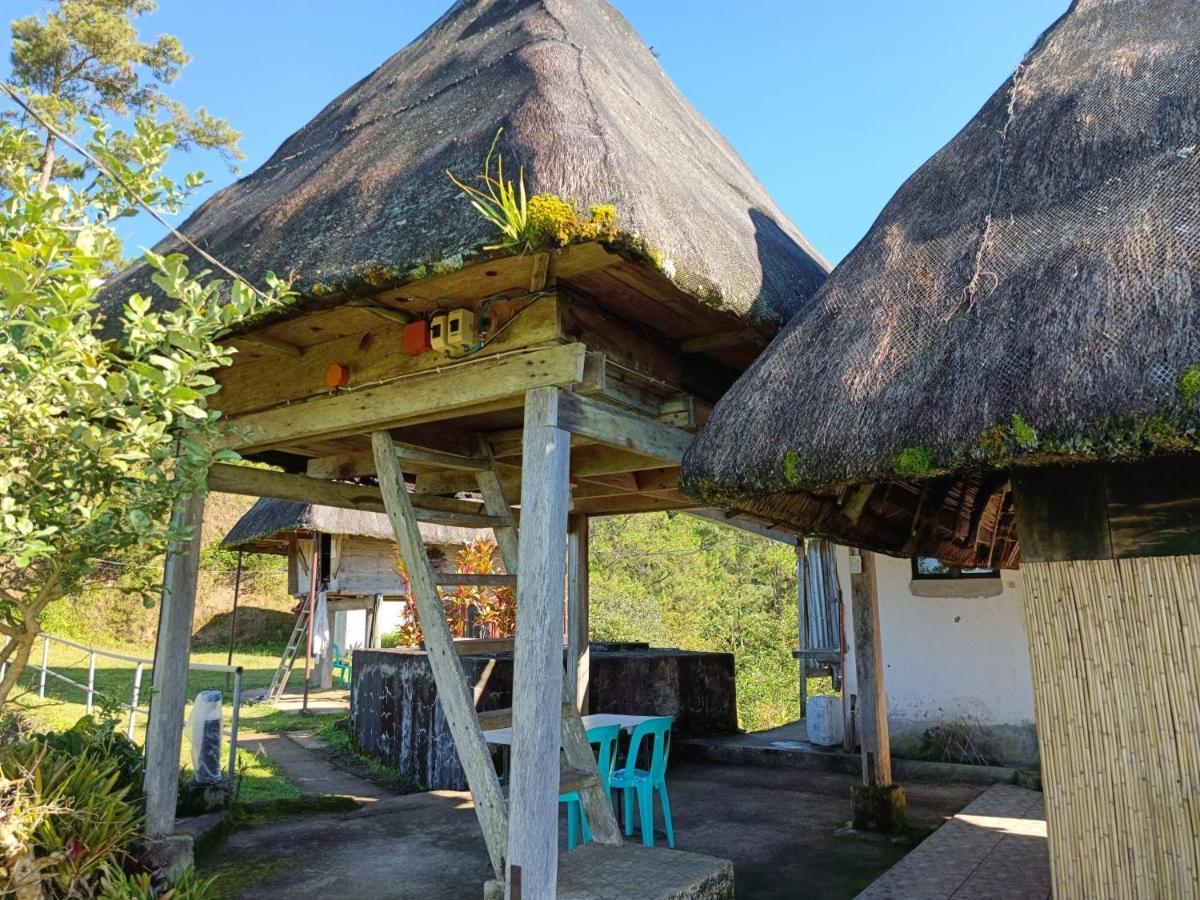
0,715,148,898
99,861,216,899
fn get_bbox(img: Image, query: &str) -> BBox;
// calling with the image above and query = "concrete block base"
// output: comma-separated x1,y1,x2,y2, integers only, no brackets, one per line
483,845,733,899
177,779,230,816
135,834,194,885
851,784,907,834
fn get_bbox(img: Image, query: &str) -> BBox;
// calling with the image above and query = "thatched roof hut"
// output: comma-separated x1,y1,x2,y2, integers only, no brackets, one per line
683,0,1200,568
101,0,826,334
222,497,481,555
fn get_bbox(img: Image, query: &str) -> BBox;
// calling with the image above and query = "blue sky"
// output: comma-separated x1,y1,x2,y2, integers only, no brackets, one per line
3,1,1067,264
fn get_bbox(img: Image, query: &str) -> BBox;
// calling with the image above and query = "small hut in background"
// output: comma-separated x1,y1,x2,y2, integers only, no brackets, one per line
222,499,484,686
684,0,1200,895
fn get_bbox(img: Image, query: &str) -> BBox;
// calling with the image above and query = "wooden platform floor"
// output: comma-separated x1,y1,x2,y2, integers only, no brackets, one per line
856,784,1050,899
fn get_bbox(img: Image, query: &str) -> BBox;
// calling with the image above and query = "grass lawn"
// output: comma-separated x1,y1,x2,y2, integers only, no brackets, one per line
9,637,309,803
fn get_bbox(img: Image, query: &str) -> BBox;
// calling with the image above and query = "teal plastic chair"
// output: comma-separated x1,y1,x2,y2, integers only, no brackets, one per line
331,643,352,687
559,723,621,850
609,716,674,848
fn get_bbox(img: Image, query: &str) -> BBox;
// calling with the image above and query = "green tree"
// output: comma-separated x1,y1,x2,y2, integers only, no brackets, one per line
8,0,241,191
0,112,285,707
589,513,811,731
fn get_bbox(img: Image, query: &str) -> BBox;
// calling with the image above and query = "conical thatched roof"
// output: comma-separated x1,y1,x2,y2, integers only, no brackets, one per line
102,0,826,330
222,498,482,553
683,0,1200,567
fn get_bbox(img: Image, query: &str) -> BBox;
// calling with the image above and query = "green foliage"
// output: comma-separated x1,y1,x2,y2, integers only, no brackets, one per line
782,451,802,484
589,513,815,731
1178,365,1200,409
99,861,217,899
891,445,932,476
8,0,241,190
1,728,142,897
0,109,289,706
447,129,618,254
1010,413,1038,450
41,714,144,800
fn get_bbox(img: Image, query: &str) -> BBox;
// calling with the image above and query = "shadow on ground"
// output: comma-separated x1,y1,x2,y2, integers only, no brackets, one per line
202,759,984,899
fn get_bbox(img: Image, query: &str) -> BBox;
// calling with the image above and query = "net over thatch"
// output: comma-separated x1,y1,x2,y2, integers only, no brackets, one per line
101,0,826,330
222,498,481,553
683,0,1200,567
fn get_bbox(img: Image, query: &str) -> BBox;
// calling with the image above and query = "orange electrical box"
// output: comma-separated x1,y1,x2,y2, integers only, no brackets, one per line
325,362,351,388
402,320,432,355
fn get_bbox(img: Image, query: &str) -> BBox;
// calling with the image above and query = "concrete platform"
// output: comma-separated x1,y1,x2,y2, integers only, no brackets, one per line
856,784,1049,899
272,688,350,715
558,844,733,899
203,757,985,898
681,721,1019,786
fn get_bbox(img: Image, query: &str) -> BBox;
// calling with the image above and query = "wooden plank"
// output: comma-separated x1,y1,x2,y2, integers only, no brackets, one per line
679,327,763,354
143,492,204,839
850,550,891,788
218,295,565,417
436,574,517,588
508,387,571,897
556,389,694,464
1104,458,1200,559
370,432,508,877
572,493,694,516
1012,466,1111,563
207,463,506,528
684,508,798,545
220,343,588,452
567,514,590,714
238,334,304,358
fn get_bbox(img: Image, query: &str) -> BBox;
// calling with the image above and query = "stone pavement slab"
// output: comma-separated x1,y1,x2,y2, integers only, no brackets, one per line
856,784,1050,899
241,730,387,802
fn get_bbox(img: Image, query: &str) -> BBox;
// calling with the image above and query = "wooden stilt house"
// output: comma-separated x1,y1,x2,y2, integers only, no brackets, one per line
221,498,484,690
111,0,827,893
684,1,1200,894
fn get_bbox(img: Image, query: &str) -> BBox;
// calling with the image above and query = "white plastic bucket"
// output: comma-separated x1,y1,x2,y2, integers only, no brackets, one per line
806,695,844,747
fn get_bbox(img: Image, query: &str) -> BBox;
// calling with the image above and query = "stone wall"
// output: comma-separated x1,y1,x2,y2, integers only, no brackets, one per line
351,647,736,790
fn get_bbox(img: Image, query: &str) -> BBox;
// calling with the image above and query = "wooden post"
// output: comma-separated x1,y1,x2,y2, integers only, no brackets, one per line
143,490,204,840
301,533,319,713
507,387,571,899
848,548,905,832
369,594,382,649
318,601,335,690
372,431,509,877
567,514,590,714
796,542,808,721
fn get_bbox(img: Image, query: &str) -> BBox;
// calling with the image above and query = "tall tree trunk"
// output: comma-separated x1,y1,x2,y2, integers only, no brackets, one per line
36,135,56,193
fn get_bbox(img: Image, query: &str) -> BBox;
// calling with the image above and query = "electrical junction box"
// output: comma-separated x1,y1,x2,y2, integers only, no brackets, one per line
429,313,448,351
402,320,431,355
446,308,477,348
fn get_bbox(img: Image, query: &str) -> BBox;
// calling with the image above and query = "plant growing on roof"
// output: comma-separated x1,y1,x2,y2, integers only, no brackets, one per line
447,129,619,253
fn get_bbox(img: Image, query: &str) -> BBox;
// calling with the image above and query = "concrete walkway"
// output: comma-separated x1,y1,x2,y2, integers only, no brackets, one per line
856,784,1050,899
240,731,387,802
203,758,986,898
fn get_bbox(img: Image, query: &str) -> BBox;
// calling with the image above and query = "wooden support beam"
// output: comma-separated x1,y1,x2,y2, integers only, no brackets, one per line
571,492,693,516
679,327,763,354
556,389,694,464
371,432,508,876
220,343,588,452
208,463,505,528
850,549,890,787
239,334,304,358
567,514,590,714
508,387,572,897
849,548,905,833
797,544,809,720
143,491,204,839
684,508,799,545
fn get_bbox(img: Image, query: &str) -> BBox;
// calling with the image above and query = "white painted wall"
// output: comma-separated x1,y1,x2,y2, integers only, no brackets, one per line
837,546,1039,766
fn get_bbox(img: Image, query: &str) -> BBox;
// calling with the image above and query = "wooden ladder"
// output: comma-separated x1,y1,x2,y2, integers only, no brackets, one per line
267,601,311,702
370,431,621,880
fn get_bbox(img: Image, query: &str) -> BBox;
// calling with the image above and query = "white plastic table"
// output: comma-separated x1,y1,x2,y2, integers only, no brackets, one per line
483,712,661,747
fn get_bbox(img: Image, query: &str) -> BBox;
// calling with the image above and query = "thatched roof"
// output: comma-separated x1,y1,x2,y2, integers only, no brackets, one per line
683,0,1200,567
222,498,481,553
101,0,826,331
